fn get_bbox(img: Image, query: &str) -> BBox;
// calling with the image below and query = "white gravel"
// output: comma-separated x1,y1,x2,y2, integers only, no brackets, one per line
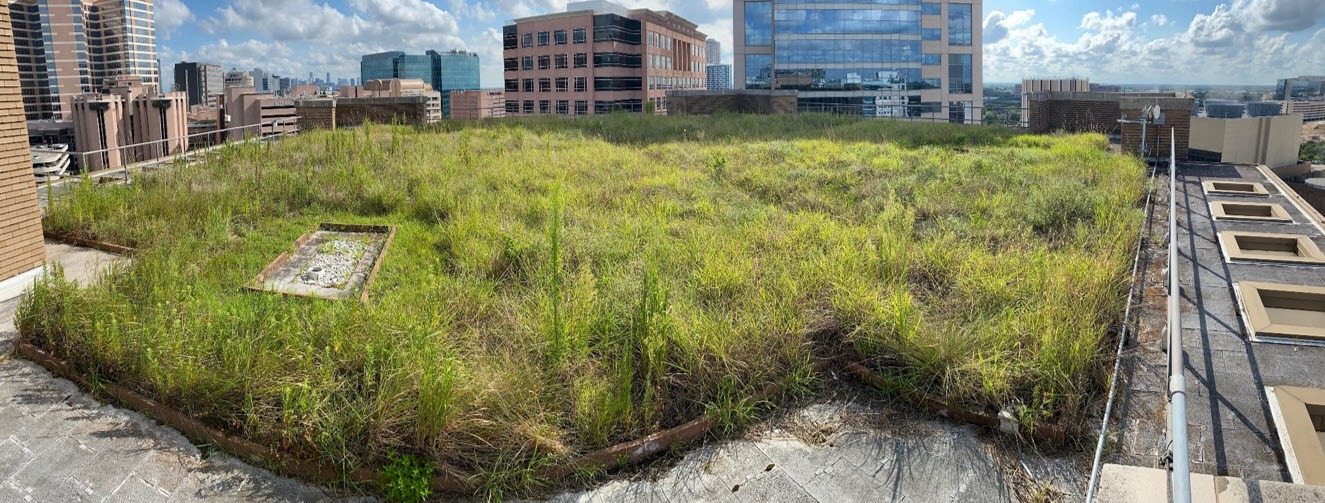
299,238,368,288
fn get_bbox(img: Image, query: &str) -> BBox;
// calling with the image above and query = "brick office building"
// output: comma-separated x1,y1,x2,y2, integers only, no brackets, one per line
502,0,708,116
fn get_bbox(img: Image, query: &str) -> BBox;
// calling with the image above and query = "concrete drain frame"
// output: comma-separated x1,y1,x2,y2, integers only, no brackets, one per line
248,223,395,302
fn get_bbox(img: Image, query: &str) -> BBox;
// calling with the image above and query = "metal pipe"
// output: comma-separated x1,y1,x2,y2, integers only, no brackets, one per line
1166,128,1192,503
1083,158,1160,503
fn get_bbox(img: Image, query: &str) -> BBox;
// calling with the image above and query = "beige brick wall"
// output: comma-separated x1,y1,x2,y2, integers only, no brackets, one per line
0,8,46,282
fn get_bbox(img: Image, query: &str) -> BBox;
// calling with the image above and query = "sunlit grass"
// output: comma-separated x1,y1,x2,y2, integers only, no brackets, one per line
21,113,1144,496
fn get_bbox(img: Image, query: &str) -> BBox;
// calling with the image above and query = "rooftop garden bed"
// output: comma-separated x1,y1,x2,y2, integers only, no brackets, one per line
22,113,1145,498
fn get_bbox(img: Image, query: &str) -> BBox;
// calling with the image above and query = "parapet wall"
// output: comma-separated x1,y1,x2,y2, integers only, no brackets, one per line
1027,91,1193,159
294,96,430,130
666,90,798,115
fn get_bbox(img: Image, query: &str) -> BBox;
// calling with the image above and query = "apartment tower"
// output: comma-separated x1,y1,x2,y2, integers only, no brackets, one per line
8,0,158,120
173,61,222,107
734,0,981,122
502,0,708,115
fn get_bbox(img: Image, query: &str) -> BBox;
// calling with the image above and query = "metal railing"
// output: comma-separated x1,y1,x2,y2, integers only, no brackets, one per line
448,103,1031,126
1165,128,1192,503
42,118,300,207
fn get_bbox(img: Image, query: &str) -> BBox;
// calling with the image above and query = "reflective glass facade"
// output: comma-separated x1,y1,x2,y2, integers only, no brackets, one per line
359,50,480,118
744,2,771,45
736,0,979,121
948,3,971,46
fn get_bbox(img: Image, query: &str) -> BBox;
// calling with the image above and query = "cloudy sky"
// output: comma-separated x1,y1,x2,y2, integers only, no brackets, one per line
156,0,1325,88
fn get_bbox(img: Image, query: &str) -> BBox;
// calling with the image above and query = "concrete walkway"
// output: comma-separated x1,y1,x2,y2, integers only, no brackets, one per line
1,242,1086,502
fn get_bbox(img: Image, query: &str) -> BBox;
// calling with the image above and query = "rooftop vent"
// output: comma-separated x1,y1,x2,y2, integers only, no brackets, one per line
1203,181,1269,197
1210,201,1293,223
1267,385,1325,486
1234,281,1325,343
1219,232,1325,265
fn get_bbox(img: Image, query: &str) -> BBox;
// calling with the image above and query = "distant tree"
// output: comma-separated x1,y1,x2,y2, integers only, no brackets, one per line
1302,141,1324,163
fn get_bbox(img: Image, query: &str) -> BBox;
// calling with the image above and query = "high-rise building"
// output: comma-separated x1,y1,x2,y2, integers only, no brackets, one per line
8,0,160,120
502,0,707,116
359,49,480,118
707,38,721,65
734,0,981,122
1275,76,1325,101
173,62,223,107
224,68,254,88
250,68,273,93
707,64,732,90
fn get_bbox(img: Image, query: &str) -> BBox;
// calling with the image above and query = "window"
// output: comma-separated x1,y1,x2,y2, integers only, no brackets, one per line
521,56,533,70
773,39,921,64
775,9,920,35
593,76,643,91
557,100,569,115
539,78,551,92
745,54,771,89
949,101,970,123
948,53,971,93
505,100,520,114
922,53,941,66
574,76,587,92
555,54,568,69
921,2,941,15
922,28,941,40
503,26,518,49
575,100,588,115
555,77,568,92
594,13,642,44
538,31,550,46
554,29,567,45
594,52,642,68
505,79,518,92
522,78,534,92
539,100,551,114
538,55,550,69
949,3,972,46
573,27,587,44
504,58,518,71
573,52,587,68
521,33,533,48
522,100,534,114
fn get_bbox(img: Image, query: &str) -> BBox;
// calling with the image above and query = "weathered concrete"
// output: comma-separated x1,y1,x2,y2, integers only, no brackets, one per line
1096,464,1325,503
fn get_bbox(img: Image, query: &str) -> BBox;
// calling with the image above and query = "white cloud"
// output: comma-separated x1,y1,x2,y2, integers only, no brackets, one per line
1079,10,1137,32
985,1,1325,85
983,9,1035,45
155,0,194,40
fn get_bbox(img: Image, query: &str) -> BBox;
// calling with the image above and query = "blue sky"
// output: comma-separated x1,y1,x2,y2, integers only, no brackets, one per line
155,0,1325,88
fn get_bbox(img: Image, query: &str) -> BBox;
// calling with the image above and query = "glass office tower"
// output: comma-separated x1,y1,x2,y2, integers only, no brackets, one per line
359,50,480,118
734,0,980,122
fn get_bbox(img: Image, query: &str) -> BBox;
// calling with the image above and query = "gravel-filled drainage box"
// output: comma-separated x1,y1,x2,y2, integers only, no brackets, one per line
1219,231,1325,265
249,223,395,301
1203,180,1269,196
1234,281,1325,344
1266,385,1325,486
1210,201,1293,222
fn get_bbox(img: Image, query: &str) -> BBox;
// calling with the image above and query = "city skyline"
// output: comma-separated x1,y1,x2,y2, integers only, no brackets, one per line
153,0,1325,89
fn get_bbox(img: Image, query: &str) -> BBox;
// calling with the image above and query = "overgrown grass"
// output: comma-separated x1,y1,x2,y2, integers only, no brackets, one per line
22,113,1144,497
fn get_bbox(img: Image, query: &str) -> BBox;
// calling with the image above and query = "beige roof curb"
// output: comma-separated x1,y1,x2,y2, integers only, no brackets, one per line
1094,464,1325,503
1255,164,1325,237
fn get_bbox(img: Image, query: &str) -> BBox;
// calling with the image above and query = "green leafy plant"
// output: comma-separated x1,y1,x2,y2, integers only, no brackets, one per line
381,453,433,503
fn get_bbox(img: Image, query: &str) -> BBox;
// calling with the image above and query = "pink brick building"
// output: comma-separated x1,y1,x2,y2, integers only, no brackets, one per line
502,0,707,116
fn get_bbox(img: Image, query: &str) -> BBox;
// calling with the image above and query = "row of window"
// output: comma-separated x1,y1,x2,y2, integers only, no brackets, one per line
649,76,703,90
512,27,589,49
744,3,971,45
505,99,645,115
505,76,590,93
503,52,708,73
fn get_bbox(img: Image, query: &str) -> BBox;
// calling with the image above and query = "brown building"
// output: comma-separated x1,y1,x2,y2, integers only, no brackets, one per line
219,86,298,141
71,80,188,172
502,0,706,116
450,89,505,119
0,6,48,296
340,79,442,122
8,0,159,120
